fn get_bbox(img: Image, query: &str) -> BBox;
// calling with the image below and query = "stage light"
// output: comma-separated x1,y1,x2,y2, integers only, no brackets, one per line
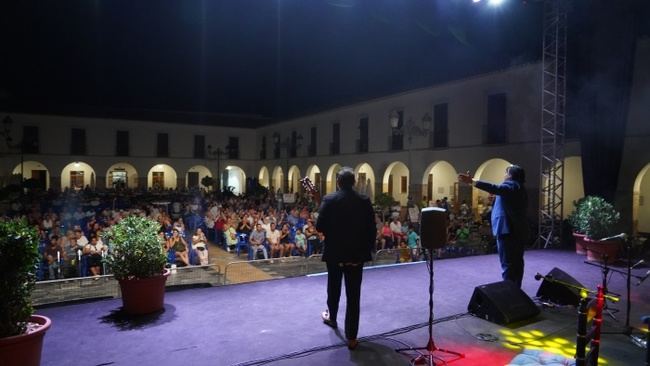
488,0,505,6
472,0,481,3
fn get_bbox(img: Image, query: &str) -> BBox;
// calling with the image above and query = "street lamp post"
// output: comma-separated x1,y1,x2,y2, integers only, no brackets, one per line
1,116,24,190
272,132,302,193
207,144,228,193
389,112,433,204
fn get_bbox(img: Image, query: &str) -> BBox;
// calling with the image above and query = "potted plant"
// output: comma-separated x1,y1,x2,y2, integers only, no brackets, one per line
0,218,51,366
102,216,169,315
571,196,621,262
567,197,588,255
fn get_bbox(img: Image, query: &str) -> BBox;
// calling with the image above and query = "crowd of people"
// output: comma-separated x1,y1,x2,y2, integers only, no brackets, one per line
0,185,494,281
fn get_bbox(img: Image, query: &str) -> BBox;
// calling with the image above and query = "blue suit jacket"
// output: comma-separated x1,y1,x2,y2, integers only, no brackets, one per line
474,179,528,239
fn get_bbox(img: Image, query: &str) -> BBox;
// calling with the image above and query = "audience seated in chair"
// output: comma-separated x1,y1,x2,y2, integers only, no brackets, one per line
192,228,209,265
249,223,268,260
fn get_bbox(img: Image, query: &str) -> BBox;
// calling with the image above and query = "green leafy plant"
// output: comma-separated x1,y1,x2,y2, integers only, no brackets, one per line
568,196,620,240
0,218,40,338
102,216,167,281
374,192,395,215
200,176,214,189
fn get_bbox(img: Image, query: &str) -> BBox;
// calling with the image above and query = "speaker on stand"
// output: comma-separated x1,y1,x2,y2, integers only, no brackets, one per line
395,207,464,365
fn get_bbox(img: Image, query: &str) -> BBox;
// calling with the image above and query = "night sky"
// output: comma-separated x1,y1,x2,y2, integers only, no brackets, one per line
3,1,650,127
1,0,545,124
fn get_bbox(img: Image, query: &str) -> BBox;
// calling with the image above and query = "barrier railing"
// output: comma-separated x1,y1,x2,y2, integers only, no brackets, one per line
33,263,222,307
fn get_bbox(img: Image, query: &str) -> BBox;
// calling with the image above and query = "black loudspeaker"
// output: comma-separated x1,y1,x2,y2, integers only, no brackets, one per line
536,267,584,306
420,207,447,249
468,281,540,325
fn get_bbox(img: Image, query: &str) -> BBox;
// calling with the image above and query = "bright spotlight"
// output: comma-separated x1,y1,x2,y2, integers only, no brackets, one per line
472,0,481,3
488,0,505,6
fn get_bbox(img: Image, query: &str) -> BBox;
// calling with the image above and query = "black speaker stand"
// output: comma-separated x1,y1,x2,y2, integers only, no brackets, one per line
396,249,464,365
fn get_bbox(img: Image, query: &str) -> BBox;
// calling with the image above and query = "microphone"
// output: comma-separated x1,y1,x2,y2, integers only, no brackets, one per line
636,270,650,286
534,273,543,281
600,233,627,241
631,259,645,269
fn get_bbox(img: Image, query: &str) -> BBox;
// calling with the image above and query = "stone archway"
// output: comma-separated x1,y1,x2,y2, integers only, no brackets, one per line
147,164,178,190
633,163,650,234
382,161,409,206
61,161,96,190
106,162,139,189
354,162,376,201
12,160,50,190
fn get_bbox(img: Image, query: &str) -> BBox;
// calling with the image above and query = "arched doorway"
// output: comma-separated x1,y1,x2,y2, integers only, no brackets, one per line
106,162,138,189
147,164,178,190
61,162,96,190
288,165,301,193
421,161,457,207
326,164,342,194
225,165,246,195
561,156,585,218
354,162,375,201
258,166,270,188
271,166,283,193
12,161,50,190
305,164,322,194
473,158,512,218
382,161,409,206
633,163,650,234
186,165,212,190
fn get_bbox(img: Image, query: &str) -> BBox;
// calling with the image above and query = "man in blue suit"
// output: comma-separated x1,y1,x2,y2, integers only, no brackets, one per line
316,167,376,350
459,165,529,288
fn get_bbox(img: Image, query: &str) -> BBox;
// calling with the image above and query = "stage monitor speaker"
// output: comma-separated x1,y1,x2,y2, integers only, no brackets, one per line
536,267,584,306
467,281,540,325
420,207,447,249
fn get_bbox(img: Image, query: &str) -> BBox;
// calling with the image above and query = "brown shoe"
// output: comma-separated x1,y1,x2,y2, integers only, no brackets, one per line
321,310,337,328
347,338,359,350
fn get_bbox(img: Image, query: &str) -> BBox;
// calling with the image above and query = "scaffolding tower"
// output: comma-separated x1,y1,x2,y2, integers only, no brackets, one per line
538,0,568,248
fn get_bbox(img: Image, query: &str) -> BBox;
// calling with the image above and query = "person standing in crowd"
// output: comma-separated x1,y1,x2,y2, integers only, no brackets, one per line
458,165,528,288
316,167,376,350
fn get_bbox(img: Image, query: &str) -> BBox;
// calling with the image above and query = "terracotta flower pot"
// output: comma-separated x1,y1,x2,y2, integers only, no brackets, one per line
585,237,621,263
0,315,51,366
573,232,587,255
118,269,170,315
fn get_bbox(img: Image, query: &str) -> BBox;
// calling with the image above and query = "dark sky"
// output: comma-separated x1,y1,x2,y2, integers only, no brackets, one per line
1,0,554,124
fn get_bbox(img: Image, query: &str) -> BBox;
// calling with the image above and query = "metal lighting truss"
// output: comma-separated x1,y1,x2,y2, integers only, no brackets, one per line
538,0,568,248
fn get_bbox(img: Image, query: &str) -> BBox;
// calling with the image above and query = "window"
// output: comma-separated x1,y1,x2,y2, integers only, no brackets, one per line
70,128,86,155
228,137,239,159
194,135,205,159
391,110,404,150
157,133,169,157
330,123,340,155
358,117,369,153
70,171,84,189
152,172,165,189
401,176,408,194
116,131,129,156
290,131,298,158
260,136,267,159
433,103,448,148
308,127,317,156
22,126,39,154
273,137,281,159
486,93,507,144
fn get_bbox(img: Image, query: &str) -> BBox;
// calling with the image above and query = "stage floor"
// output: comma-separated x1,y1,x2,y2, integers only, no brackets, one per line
37,249,649,366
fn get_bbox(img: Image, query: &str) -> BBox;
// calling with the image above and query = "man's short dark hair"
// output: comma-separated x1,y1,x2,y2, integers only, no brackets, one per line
507,165,526,184
337,167,356,189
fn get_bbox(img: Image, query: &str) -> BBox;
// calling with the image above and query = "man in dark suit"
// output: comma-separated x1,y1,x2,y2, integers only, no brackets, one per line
316,167,376,350
459,165,528,288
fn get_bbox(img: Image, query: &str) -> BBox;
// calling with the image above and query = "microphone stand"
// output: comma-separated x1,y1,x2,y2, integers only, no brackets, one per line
584,235,648,339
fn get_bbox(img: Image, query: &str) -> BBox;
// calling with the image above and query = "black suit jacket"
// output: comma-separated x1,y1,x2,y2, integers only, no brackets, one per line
316,188,376,263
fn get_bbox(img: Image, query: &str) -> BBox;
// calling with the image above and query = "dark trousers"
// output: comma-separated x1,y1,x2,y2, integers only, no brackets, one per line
497,234,524,288
326,261,363,340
